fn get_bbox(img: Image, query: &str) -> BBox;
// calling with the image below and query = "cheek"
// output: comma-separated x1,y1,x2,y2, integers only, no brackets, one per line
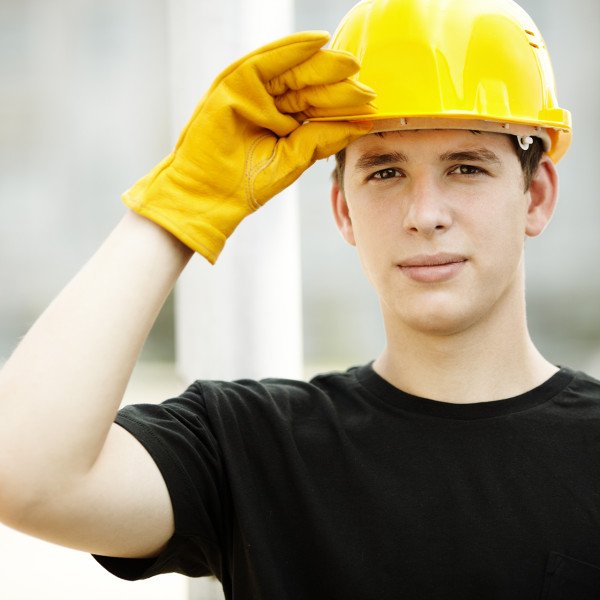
348,200,398,259
347,188,403,235
473,197,528,277
469,183,528,234
344,201,393,284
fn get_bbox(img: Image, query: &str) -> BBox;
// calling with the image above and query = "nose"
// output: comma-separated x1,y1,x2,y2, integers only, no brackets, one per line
402,177,453,236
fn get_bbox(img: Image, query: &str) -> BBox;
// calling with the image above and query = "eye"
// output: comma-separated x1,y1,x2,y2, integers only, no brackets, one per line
449,164,486,176
369,167,403,181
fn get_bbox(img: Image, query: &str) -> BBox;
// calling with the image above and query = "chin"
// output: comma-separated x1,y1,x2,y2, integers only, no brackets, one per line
388,298,485,338
410,316,477,337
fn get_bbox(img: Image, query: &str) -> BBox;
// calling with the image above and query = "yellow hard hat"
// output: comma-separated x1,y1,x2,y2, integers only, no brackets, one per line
312,0,572,163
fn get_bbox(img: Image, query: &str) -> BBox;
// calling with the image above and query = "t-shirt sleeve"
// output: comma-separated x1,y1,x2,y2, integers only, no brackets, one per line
92,382,231,581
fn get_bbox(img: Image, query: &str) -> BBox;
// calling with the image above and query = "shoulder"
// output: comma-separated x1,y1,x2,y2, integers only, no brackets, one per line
188,365,366,419
560,367,600,400
549,367,600,416
114,366,372,458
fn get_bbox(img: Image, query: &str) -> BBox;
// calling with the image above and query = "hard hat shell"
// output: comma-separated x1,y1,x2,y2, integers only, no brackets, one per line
314,0,572,162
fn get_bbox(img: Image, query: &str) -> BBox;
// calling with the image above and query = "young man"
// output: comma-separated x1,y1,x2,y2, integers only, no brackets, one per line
1,0,599,598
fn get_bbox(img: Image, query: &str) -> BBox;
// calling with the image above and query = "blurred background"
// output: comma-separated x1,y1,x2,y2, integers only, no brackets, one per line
1,0,599,598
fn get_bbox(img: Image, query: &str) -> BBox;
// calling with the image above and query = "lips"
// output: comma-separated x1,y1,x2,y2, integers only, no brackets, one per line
398,253,467,283
399,253,467,268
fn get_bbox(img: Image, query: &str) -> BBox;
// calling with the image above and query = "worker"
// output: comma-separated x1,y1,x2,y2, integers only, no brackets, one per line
1,0,598,598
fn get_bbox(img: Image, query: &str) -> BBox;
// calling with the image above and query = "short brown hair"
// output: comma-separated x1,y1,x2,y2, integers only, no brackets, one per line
332,133,545,193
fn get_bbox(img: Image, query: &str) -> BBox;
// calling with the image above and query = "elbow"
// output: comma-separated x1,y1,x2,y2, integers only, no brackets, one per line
0,463,45,532
0,472,26,530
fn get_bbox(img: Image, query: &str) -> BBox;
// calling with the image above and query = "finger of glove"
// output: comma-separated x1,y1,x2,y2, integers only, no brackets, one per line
293,104,377,123
239,31,333,84
179,33,351,149
265,49,361,96
275,79,376,114
212,32,331,89
293,121,374,162
174,32,331,152
253,121,373,204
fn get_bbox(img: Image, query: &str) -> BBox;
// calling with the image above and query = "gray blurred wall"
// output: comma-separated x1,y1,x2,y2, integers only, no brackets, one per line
0,0,173,360
1,0,599,374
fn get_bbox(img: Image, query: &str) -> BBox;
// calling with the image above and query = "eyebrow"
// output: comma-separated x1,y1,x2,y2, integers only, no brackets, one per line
354,146,503,173
354,151,409,172
438,148,502,165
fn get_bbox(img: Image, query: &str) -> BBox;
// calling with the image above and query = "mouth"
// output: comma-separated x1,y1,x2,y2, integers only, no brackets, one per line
398,253,467,283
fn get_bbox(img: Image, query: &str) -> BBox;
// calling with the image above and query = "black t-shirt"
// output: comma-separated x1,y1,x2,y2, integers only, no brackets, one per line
94,364,600,599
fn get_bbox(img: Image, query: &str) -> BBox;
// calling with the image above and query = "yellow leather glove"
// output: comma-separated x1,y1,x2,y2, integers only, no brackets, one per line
123,31,375,263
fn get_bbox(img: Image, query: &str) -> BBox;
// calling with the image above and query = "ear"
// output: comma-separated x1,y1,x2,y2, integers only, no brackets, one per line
330,179,356,246
525,155,559,238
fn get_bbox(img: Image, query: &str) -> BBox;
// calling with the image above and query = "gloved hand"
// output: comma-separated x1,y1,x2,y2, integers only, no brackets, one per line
123,31,375,263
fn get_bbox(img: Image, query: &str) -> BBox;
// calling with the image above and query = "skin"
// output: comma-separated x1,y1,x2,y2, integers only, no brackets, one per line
331,129,559,403
0,212,189,558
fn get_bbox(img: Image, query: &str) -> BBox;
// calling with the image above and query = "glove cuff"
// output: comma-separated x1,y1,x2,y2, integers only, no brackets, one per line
122,167,228,264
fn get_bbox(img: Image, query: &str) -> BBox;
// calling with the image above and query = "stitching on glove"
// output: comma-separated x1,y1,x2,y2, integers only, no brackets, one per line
246,134,276,211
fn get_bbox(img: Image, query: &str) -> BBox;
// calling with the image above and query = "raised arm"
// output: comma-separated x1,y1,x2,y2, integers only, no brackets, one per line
0,31,374,559
0,212,191,556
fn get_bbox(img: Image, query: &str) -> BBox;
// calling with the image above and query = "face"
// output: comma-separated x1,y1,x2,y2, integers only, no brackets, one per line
331,129,557,337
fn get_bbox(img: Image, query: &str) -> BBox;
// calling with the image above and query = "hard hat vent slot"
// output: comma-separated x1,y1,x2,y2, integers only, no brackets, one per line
524,29,542,49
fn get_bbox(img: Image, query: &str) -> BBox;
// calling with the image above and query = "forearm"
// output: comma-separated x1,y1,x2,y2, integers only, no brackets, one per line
0,210,193,513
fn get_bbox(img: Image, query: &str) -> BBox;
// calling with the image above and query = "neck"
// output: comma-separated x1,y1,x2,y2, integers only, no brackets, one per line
373,279,558,404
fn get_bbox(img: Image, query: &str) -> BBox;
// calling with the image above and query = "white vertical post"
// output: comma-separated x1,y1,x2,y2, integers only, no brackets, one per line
165,0,300,597
168,0,302,385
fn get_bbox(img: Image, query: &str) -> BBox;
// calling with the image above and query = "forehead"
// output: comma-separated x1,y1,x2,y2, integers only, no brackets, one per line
345,129,514,164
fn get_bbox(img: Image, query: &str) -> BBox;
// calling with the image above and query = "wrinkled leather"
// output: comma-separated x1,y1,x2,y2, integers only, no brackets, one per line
123,31,375,263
